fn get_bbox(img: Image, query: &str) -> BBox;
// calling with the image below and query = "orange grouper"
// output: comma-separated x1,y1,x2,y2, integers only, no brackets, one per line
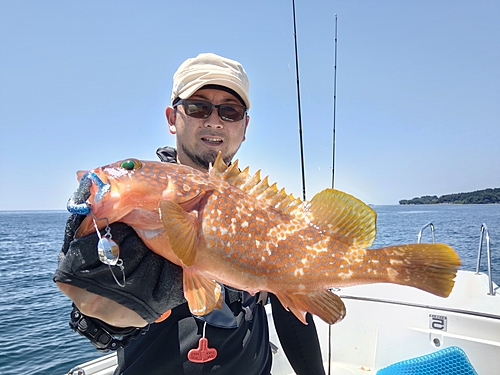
68,153,461,325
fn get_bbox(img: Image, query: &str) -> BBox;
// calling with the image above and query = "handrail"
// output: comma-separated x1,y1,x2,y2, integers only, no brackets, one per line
475,223,495,296
417,222,435,244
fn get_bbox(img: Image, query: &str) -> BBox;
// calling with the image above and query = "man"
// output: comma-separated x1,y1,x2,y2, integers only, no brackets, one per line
55,53,326,374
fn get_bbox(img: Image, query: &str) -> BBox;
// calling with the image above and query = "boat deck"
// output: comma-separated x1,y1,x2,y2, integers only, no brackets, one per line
269,270,500,374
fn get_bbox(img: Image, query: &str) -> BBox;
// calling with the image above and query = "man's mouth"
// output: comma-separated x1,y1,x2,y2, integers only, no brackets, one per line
201,136,223,145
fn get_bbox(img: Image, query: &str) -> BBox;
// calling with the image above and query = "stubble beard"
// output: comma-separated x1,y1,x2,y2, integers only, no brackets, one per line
180,144,237,170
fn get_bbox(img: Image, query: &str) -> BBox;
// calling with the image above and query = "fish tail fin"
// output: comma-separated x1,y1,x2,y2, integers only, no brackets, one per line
370,243,461,297
275,290,346,325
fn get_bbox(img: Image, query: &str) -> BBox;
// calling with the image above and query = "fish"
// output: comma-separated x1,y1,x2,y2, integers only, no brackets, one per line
67,154,461,325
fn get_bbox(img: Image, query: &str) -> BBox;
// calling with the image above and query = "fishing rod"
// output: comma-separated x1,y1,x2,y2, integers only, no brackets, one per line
292,4,338,196
326,14,338,375
291,0,307,201
331,14,338,189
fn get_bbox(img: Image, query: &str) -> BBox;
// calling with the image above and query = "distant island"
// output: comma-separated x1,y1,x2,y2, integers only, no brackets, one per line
399,188,500,205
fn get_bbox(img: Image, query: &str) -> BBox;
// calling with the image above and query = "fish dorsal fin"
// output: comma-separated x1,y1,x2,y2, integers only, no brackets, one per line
210,152,229,176
209,152,303,216
308,189,376,248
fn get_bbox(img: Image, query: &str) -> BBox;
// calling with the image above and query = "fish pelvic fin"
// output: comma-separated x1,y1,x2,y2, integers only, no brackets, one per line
183,268,223,316
371,243,461,297
159,199,199,266
209,152,303,216
275,290,346,325
308,189,377,248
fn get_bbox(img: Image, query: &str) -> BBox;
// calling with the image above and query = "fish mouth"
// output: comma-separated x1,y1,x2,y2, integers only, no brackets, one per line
67,172,110,215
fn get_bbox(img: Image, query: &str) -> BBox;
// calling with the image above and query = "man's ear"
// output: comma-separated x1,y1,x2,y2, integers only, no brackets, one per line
242,113,250,142
166,107,177,134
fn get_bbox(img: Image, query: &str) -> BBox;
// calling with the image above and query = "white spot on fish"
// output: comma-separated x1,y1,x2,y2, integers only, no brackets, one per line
390,259,404,266
387,268,399,280
338,270,354,279
294,268,304,277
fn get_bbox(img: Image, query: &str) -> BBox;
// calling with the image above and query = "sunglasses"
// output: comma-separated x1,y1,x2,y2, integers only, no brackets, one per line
174,99,247,122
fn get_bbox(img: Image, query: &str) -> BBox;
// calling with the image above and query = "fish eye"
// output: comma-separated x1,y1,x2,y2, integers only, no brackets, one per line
121,159,142,171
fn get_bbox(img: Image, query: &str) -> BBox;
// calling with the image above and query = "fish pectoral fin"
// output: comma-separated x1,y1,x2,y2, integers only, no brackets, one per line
183,267,223,316
309,189,377,248
159,199,199,266
275,290,346,325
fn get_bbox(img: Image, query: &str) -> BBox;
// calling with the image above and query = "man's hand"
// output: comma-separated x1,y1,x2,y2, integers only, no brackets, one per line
54,214,186,326
57,283,148,327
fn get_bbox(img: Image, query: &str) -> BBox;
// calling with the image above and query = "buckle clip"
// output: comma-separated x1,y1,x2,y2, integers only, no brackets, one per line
69,304,148,352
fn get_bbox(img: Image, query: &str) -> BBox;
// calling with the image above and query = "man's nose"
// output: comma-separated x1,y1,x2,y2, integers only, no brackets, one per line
204,108,224,128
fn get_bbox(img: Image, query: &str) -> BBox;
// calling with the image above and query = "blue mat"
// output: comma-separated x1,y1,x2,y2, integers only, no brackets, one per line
377,346,477,375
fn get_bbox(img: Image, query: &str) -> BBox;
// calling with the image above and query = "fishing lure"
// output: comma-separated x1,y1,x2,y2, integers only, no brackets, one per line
91,214,125,287
67,171,124,287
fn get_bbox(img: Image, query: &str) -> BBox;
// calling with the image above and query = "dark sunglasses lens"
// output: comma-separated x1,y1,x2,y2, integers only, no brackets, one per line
184,102,211,118
219,105,245,121
180,100,245,121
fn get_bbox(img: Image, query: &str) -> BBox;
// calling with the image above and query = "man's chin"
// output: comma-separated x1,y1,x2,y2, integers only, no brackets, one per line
182,145,221,169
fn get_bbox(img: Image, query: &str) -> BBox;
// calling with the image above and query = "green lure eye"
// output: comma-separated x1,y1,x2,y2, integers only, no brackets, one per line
121,159,142,170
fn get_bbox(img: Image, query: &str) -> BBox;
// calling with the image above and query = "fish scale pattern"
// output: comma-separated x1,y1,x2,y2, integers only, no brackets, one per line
376,346,478,375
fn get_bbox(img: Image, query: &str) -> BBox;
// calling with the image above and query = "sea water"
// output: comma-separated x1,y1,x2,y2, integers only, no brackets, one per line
0,205,499,375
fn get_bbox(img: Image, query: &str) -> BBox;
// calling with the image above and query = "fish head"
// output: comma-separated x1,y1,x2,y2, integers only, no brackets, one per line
68,158,170,237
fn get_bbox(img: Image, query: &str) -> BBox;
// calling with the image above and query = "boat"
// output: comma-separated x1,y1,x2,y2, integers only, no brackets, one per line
66,223,500,375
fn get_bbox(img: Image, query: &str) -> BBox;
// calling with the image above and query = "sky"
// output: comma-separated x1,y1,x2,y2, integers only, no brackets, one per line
1,0,499,210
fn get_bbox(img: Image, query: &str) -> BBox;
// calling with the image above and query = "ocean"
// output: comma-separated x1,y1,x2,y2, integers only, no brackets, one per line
0,205,499,375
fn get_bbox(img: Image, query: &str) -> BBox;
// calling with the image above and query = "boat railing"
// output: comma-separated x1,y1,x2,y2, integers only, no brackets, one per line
417,222,435,244
418,222,495,296
475,223,495,296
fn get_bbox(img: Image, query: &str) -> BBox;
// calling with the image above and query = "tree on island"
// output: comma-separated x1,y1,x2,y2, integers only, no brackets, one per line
399,188,500,205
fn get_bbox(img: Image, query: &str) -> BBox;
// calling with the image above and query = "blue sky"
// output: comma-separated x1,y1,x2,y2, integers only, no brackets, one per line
1,1,499,210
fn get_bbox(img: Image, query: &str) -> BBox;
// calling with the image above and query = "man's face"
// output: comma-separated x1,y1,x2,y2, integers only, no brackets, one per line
167,88,249,171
